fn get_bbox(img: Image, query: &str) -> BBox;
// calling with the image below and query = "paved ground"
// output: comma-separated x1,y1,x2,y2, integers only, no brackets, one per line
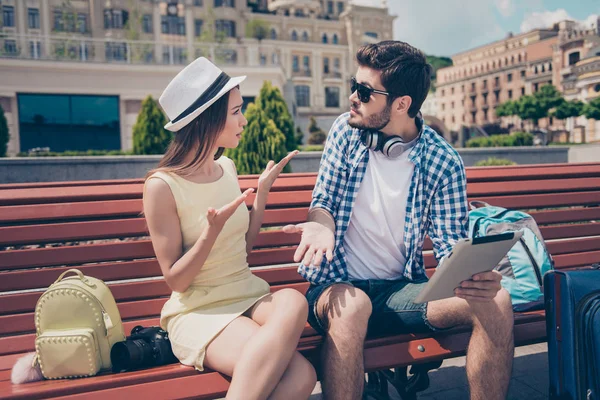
308,343,549,400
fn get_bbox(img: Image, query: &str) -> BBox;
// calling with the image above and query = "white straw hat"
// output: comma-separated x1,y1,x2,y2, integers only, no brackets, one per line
159,57,246,132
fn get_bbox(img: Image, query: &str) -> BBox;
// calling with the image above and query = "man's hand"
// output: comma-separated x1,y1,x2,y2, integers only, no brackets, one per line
283,221,334,267
454,270,503,303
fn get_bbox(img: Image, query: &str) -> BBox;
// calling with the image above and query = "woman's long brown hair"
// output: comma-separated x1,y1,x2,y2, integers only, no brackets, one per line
146,89,233,179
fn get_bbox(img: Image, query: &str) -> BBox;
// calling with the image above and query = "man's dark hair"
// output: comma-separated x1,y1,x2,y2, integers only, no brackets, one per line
356,40,432,118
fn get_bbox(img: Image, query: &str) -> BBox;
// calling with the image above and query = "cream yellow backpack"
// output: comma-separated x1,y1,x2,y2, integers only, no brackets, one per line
33,269,126,379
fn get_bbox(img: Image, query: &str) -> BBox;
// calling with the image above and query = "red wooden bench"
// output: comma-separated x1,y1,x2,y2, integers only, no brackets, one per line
1,162,599,399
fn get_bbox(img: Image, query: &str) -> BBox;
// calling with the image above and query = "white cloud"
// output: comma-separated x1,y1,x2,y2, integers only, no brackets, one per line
520,9,571,32
520,10,599,32
495,0,515,17
387,0,505,56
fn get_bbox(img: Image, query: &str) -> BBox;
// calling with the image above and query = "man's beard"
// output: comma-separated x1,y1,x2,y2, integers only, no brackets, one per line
348,103,392,131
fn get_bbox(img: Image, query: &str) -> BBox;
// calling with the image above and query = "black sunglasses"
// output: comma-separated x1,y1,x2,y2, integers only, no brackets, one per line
350,77,390,103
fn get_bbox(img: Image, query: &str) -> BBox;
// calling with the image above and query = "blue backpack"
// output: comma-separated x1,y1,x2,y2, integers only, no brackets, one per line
468,201,554,311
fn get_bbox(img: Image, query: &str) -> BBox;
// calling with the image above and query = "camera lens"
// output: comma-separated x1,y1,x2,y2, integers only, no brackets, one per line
110,339,154,372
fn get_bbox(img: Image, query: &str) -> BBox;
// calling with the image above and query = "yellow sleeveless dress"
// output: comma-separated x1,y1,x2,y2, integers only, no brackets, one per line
145,156,270,371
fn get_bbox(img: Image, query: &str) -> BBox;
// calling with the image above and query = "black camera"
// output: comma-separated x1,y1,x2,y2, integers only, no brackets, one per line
110,326,178,372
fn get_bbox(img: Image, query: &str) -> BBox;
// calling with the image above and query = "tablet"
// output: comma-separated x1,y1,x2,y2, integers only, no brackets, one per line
414,231,523,304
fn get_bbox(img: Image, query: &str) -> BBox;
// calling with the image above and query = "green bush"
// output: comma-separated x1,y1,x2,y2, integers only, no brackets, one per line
510,131,534,146
132,96,172,155
300,144,324,152
475,157,517,166
307,117,327,145
0,105,8,157
255,81,297,151
224,103,288,174
466,132,534,148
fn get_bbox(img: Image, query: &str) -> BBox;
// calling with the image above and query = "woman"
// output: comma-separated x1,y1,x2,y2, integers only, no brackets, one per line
143,57,316,400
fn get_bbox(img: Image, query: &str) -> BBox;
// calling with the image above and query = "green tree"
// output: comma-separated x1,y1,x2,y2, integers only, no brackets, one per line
516,95,546,129
426,55,453,91
255,81,296,151
132,96,172,155
246,19,269,42
0,105,9,157
551,99,584,142
225,103,288,174
583,97,600,121
307,117,326,145
495,100,518,118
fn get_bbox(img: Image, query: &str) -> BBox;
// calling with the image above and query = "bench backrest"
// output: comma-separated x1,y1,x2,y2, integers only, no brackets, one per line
1,162,599,360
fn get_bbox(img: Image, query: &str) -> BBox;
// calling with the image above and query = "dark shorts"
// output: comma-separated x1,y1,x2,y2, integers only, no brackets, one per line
306,278,443,337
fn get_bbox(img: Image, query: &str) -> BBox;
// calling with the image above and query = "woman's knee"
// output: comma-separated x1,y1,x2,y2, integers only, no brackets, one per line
275,288,309,326
290,356,317,397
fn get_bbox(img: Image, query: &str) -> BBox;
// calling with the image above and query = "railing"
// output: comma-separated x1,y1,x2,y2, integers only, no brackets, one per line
292,68,312,77
0,34,283,68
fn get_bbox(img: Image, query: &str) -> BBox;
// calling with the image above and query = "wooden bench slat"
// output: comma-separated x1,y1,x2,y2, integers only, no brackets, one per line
474,190,600,209
467,177,600,196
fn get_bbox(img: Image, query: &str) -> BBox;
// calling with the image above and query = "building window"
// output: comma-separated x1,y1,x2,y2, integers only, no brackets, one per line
568,52,580,66
521,87,525,95
295,85,310,107
291,30,297,41
327,1,334,14
303,55,310,72
507,73,513,82
194,0,203,5
451,101,455,109
28,8,40,29
534,83,539,92
292,56,299,72
17,94,121,152
4,40,18,56
104,9,128,30
325,87,340,107
441,89,445,96
521,70,525,78
323,57,329,74
334,57,340,72
216,20,235,37
77,14,87,33
337,2,344,14
332,34,338,45
302,31,309,42
163,46,188,64
143,15,153,33
541,64,545,73
161,15,185,35
2,6,14,27
215,0,234,7
106,42,127,61
365,32,378,39
194,19,203,36
322,33,328,44
508,89,513,99
29,41,41,58
441,103,445,111
451,87,455,95
270,28,277,40
549,63,552,71
215,48,237,64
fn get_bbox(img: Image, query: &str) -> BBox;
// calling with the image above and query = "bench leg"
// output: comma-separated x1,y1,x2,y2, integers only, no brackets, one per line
363,371,390,400
378,361,443,400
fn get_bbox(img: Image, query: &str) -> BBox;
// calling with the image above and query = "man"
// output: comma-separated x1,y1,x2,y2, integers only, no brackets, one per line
283,41,514,400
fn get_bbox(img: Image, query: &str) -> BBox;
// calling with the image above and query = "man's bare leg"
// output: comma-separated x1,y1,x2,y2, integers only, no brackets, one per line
315,284,372,400
427,288,514,400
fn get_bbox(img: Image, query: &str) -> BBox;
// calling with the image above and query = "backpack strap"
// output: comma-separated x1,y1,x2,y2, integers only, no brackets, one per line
469,200,491,210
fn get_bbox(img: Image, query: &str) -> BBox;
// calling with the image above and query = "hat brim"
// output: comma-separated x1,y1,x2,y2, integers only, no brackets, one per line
164,75,247,132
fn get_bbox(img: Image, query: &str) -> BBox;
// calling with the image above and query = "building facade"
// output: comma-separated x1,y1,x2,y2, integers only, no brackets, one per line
0,0,394,155
435,16,600,143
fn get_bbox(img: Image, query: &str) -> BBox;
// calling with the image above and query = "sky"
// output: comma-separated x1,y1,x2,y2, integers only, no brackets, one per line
352,0,600,57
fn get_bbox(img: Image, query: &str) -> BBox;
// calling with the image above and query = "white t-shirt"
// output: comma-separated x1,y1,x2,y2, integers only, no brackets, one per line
344,148,414,280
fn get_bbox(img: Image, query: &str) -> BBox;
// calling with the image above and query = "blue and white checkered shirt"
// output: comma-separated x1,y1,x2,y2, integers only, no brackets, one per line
298,112,469,285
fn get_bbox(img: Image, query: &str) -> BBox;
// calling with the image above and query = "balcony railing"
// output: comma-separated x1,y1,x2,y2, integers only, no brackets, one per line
0,34,283,68
292,68,312,77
